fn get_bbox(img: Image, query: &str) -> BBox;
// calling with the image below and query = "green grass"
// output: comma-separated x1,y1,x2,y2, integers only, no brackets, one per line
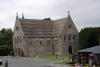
33,54,71,60
39,55,65,59
54,61,67,65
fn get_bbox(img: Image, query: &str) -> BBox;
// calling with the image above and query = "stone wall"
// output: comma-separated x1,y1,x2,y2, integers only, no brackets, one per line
13,16,79,57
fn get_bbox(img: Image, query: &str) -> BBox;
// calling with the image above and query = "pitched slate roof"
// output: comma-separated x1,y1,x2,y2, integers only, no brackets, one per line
18,17,68,38
19,18,54,37
54,17,68,36
78,45,100,54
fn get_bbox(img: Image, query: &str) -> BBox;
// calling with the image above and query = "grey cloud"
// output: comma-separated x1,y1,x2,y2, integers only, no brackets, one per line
0,0,100,31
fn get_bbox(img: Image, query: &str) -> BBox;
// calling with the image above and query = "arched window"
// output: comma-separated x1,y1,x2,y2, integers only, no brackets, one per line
64,36,66,40
40,41,41,45
16,26,19,31
64,35,67,40
19,36,22,42
14,36,22,43
73,34,76,40
29,41,32,46
47,40,50,45
15,36,19,43
68,34,71,40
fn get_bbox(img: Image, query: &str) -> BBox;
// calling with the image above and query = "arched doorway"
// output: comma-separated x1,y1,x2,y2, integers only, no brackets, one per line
17,48,20,56
16,48,22,56
68,45,72,54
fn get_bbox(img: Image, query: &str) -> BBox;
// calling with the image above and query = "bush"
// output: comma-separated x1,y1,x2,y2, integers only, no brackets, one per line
0,45,12,56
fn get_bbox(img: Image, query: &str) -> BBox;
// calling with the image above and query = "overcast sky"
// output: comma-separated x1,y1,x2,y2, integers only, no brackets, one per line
0,0,100,31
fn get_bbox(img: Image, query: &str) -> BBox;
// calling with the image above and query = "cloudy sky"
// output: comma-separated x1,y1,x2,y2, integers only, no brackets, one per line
0,0,100,31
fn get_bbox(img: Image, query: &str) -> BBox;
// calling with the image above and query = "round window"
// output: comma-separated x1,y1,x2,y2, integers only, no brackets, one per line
68,24,72,29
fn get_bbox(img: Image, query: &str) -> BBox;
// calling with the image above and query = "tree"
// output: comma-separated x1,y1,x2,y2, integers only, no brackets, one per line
79,27,100,49
0,28,13,56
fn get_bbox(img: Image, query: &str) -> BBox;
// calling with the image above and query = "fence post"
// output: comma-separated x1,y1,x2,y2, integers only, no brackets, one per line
5,60,8,67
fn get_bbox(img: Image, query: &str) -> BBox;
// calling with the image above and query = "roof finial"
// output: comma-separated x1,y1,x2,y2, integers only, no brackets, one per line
16,12,18,18
68,10,70,16
22,11,24,19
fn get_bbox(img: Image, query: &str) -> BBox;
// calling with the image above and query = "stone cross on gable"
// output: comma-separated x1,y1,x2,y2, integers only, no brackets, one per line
22,11,24,19
68,10,70,15
16,12,18,18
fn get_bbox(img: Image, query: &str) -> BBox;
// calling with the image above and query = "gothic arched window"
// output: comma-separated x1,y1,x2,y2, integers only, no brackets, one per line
16,26,19,31
19,36,22,42
68,34,71,40
29,40,32,46
64,36,66,40
16,36,19,43
14,36,22,43
73,34,77,40
40,41,41,46
47,40,50,45
64,35,67,40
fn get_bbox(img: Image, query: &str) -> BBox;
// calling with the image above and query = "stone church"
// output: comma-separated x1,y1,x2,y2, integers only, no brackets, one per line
13,13,79,57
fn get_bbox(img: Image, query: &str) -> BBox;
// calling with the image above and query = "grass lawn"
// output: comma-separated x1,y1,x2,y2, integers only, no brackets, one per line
54,61,67,65
33,54,71,60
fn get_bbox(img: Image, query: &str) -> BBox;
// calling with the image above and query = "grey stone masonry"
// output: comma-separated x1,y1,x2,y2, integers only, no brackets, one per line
13,14,79,57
